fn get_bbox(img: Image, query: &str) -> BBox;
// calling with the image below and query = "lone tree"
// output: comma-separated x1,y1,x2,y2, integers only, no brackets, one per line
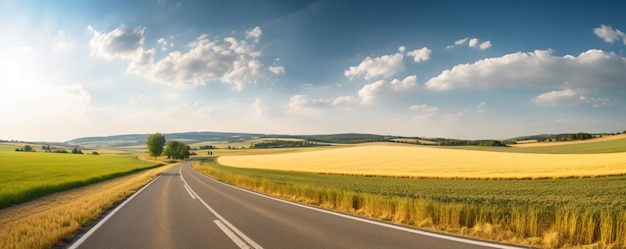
146,133,166,159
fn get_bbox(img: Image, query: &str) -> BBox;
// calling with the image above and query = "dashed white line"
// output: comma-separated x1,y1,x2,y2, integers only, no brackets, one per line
179,164,263,249
214,220,251,249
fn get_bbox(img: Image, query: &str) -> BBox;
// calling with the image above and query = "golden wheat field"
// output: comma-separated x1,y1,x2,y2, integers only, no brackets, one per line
217,145,626,179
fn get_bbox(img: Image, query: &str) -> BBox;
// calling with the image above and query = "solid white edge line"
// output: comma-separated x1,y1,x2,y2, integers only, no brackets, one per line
180,163,263,249
67,171,164,249
189,163,527,249
214,220,251,249
183,184,196,199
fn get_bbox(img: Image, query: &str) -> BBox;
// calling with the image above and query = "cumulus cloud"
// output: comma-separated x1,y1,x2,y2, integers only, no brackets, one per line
358,75,417,104
345,47,405,79
268,66,285,75
287,94,355,114
157,38,168,51
468,38,478,47
447,37,491,50
406,47,432,62
88,25,145,59
479,41,491,50
593,24,626,44
92,25,283,90
531,89,582,106
246,26,262,42
425,49,626,92
532,89,611,107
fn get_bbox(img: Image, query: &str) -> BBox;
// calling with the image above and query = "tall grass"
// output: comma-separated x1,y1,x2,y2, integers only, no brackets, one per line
194,158,626,248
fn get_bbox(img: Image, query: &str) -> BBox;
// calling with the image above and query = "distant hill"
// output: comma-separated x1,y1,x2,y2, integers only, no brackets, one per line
66,132,265,148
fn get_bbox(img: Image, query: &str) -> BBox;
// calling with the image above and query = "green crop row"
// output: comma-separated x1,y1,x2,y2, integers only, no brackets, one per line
0,150,161,209
194,158,626,248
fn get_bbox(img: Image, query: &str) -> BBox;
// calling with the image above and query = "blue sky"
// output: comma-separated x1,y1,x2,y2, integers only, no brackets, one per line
1,0,626,142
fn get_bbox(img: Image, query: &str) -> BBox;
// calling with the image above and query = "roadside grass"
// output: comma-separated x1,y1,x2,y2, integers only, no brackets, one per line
0,163,175,249
194,157,626,248
0,149,161,209
217,145,626,179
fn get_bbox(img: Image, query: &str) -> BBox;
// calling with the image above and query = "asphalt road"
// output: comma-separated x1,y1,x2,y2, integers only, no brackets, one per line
68,161,524,249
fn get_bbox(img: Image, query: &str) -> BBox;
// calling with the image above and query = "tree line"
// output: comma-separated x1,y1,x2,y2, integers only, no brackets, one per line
146,133,191,160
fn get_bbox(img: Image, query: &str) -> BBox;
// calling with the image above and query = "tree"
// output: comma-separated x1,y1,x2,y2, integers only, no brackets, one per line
164,140,190,160
24,145,33,152
146,133,166,159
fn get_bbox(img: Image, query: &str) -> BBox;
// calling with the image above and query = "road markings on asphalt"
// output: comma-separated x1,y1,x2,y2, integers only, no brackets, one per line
182,182,196,199
180,164,263,249
214,220,251,249
67,176,161,249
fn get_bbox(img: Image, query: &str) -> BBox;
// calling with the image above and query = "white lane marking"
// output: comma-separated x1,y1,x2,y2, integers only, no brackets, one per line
214,220,251,249
180,164,263,249
68,172,164,249
190,165,525,249
183,184,196,199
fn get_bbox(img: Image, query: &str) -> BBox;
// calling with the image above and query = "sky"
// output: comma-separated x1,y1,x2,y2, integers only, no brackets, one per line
1,0,626,142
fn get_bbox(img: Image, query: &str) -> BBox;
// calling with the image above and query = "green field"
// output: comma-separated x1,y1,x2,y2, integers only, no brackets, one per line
454,136,626,154
0,145,161,209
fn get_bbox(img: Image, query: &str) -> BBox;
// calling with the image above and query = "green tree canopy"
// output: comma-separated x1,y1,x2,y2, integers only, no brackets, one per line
165,140,191,160
146,133,166,159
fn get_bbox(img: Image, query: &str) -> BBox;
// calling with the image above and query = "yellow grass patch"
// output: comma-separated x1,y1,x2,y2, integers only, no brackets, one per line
218,145,626,179
512,134,626,148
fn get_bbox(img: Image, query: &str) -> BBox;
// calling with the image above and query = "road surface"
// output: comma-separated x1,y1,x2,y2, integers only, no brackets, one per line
68,161,523,249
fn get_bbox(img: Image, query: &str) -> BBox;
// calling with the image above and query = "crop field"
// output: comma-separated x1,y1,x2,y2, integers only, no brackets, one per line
196,157,626,248
203,137,626,248
0,147,161,209
217,145,626,179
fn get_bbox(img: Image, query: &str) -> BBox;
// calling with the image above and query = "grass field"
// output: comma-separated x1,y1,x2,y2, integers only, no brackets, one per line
0,146,161,209
218,145,626,179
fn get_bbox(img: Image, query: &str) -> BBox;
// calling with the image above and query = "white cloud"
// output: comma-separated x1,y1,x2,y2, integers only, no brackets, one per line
246,26,262,42
88,25,145,59
287,94,355,114
532,89,611,107
425,49,626,92
479,41,491,50
345,48,405,79
127,48,155,75
468,38,478,47
358,75,417,105
455,38,469,45
63,84,91,105
447,37,491,50
531,89,582,106
157,38,168,51
593,24,626,44
406,47,432,62
268,66,285,75
409,104,439,119
91,25,280,90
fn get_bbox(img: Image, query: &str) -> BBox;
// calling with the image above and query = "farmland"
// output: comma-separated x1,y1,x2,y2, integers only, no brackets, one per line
198,137,626,248
217,145,626,179
0,145,161,209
